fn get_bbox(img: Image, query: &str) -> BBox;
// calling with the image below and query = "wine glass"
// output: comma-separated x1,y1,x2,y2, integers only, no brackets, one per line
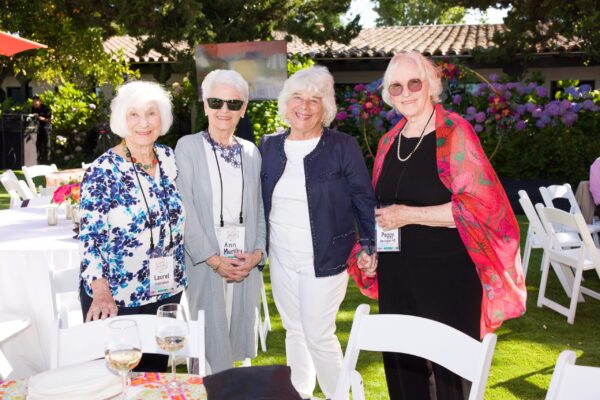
156,303,188,387
105,319,142,400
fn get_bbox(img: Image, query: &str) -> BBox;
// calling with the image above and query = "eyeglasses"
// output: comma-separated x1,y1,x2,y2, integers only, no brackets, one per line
206,98,244,111
388,79,423,96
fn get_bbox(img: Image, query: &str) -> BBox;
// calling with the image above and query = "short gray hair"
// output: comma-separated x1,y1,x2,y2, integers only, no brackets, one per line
109,81,173,138
278,66,337,127
382,52,443,108
201,69,249,102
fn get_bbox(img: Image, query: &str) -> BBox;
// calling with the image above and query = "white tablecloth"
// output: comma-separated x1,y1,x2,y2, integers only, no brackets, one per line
0,207,79,378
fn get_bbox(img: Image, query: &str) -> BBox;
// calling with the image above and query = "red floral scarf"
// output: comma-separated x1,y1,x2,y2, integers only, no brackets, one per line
348,103,527,338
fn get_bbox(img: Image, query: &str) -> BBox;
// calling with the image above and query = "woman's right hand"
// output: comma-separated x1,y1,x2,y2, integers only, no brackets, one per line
206,255,249,282
86,279,118,322
358,252,378,278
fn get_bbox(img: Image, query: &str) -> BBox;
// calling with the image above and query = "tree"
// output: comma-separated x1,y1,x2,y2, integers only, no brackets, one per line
436,0,600,63
375,0,466,26
0,0,134,90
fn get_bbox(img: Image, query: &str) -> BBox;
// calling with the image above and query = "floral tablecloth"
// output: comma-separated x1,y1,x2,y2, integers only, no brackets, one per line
0,372,207,399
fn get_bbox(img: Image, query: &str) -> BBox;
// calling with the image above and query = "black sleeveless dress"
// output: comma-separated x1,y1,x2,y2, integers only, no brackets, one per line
375,130,482,400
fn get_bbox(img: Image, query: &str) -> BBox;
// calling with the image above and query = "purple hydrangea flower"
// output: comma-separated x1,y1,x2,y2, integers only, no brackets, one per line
466,106,477,115
452,94,462,105
474,124,484,133
582,99,596,111
516,105,526,115
474,112,486,123
561,112,577,126
545,102,560,116
515,120,526,131
489,73,499,82
536,119,547,129
559,100,572,113
532,108,543,118
525,102,537,113
335,111,347,121
579,84,592,94
535,86,548,98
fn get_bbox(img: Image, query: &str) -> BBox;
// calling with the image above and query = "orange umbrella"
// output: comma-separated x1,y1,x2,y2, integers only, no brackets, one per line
0,31,47,57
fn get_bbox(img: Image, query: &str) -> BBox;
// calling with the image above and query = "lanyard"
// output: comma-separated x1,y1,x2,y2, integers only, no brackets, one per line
208,134,244,228
126,146,174,252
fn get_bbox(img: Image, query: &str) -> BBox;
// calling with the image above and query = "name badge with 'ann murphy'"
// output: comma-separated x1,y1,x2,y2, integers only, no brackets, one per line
149,255,175,296
217,225,246,258
376,223,401,252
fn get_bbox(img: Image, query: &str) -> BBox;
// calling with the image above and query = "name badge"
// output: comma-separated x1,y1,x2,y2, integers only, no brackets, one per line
376,223,401,252
149,255,175,296
217,225,246,258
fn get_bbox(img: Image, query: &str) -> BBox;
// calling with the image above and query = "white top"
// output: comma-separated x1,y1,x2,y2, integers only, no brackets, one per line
269,137,320,253
203,133,244,231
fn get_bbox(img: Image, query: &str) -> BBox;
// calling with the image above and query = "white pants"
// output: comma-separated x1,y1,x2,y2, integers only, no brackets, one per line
270,245,348,399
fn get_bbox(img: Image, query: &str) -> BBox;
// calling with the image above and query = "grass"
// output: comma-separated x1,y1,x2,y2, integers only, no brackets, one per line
2,172,600,399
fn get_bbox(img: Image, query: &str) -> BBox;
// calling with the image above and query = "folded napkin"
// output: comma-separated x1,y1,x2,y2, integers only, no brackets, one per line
28,359,121,400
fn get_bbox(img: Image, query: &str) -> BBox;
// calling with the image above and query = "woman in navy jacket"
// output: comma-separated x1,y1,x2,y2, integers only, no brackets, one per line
260,66,375,399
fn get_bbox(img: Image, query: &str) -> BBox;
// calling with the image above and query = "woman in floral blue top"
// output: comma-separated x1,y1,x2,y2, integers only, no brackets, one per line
79,81,186,372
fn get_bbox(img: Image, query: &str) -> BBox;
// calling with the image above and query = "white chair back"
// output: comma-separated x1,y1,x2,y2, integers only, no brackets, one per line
535,205,600,323
22,164,58,195
332,304,497,400
81,162,92,169
50,311,206,376
540,183,582,214
518,190,548,277
1,170,34,208
546,350,600,400
49,268,81,328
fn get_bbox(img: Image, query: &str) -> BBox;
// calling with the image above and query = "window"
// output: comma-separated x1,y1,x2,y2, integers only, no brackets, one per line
6,87,33,103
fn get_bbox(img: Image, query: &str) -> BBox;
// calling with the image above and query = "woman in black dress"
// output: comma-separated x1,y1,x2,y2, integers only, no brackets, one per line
356,52,525,399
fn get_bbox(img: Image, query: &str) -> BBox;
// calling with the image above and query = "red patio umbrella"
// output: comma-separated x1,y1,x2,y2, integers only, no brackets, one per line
0,31,47,57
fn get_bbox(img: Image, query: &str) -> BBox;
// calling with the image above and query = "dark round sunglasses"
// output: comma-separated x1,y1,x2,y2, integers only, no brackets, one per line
206,98,244,111
388,79,423,96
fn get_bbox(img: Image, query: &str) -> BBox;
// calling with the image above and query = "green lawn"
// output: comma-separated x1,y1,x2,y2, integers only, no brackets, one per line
2,173,599,399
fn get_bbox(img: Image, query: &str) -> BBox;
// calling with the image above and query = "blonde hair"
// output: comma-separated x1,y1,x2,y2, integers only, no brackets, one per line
278,65,337,127
381,52,443,108
110,81,173,138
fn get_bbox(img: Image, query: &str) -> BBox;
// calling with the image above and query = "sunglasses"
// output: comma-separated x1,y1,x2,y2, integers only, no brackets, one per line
206,98,244,111
388,79,423,96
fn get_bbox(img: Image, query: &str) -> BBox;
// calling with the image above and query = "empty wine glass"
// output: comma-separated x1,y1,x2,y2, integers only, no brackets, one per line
105,319,142,399
156,303,188,387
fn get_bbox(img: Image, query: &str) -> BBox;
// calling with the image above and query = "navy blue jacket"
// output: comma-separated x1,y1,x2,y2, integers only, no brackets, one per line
260,128,376,277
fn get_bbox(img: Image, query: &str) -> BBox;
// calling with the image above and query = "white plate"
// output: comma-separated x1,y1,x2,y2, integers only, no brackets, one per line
28,359,121,400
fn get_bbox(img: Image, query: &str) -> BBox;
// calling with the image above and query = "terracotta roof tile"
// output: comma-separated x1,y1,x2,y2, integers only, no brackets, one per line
104,24,581,64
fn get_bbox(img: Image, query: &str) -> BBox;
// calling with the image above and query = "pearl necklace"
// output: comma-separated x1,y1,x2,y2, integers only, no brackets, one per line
121,141,157,171
396,109,435,162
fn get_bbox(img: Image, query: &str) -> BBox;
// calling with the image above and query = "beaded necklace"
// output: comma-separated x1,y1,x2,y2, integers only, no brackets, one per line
121,140,158,171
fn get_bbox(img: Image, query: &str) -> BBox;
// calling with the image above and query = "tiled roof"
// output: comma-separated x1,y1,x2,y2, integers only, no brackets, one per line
104,24,582,64
103,35,187,63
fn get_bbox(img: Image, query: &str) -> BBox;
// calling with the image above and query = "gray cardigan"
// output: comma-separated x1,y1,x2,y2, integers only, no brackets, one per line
175,132,266,373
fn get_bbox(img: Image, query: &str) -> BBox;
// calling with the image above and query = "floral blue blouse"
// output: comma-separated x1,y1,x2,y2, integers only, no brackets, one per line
79,144,187,307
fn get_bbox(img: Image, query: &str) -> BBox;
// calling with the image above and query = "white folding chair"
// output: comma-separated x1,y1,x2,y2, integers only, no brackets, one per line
540,183,600,245
0,170,34,208
519,191,583,299
536,205,600,324
81,162,92,169
49,267,82,328
545,350,600,400
332,304,497,400
50,311,206,376
0,312,31,379
22,163,58,196
257,271,272,352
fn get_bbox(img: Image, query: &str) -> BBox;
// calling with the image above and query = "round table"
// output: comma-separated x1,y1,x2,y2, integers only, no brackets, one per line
0,207,79,377
0,372,207,399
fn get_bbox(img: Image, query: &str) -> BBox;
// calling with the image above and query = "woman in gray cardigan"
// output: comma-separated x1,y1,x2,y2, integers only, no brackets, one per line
175,69,266,374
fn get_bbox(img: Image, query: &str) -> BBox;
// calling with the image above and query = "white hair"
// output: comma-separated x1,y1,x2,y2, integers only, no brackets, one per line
278,65,337,127
381,51,443,108
109,81,173,138
201,69,249,102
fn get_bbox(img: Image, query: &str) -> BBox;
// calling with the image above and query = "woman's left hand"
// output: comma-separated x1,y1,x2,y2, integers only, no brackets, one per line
375,204,412,231
233,250,263,278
